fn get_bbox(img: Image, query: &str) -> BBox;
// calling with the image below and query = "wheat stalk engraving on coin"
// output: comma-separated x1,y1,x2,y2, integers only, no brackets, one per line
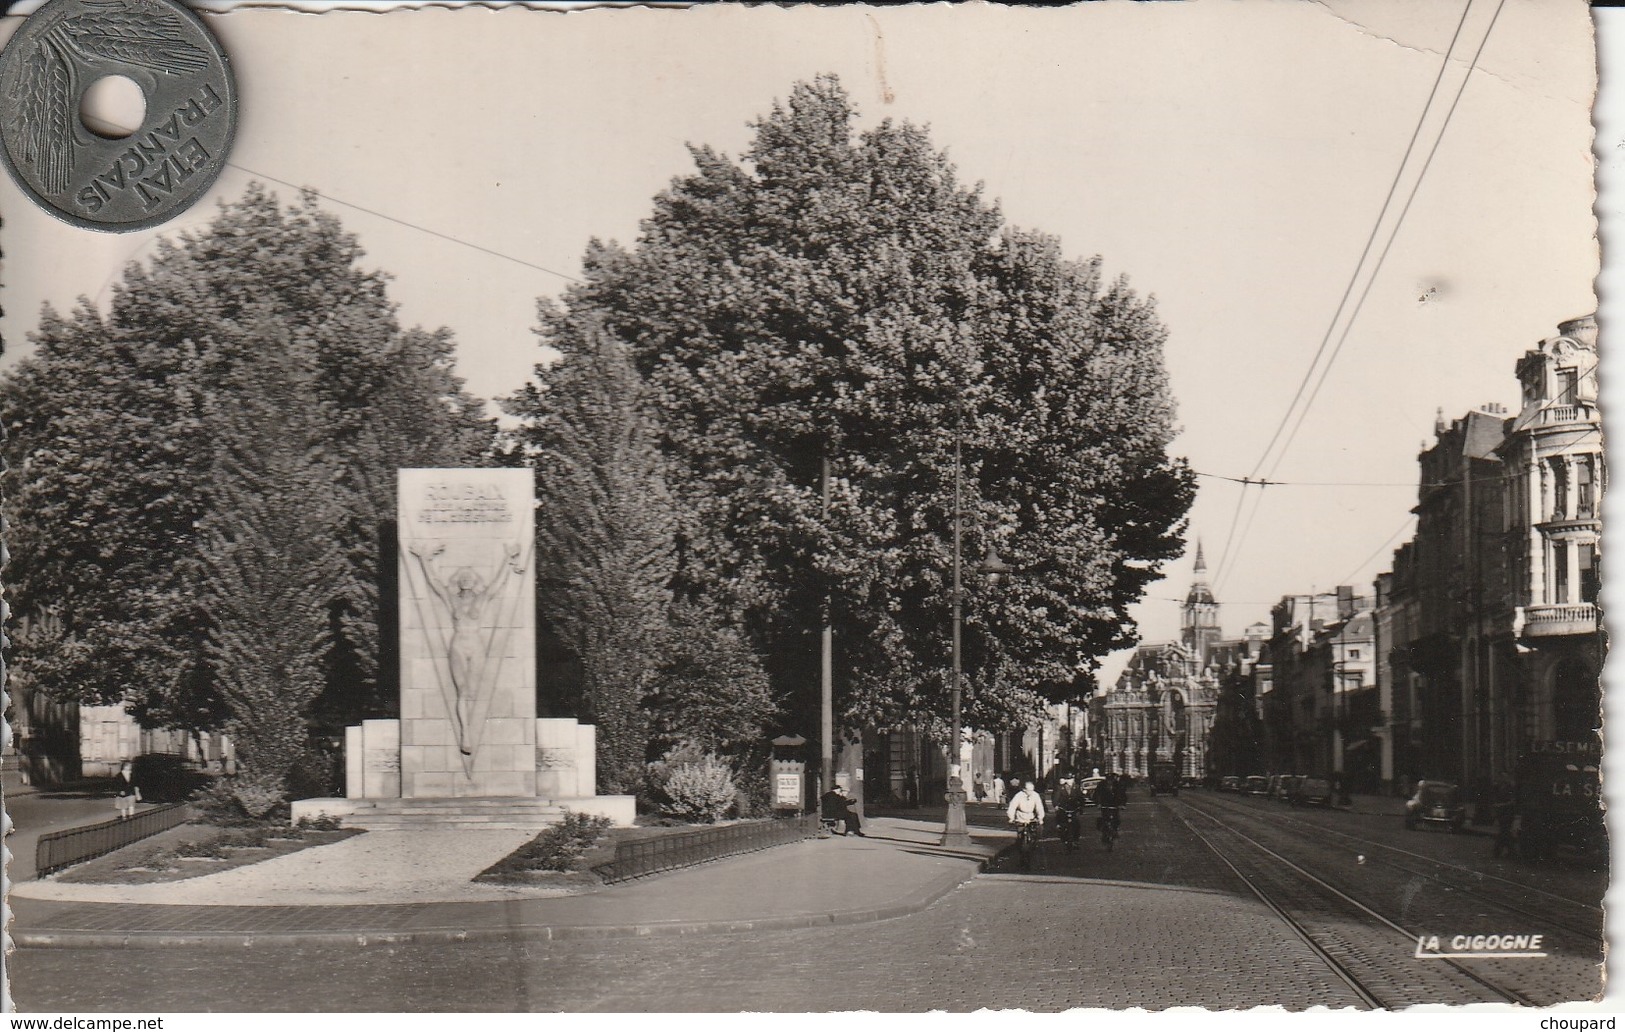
1,0,235,232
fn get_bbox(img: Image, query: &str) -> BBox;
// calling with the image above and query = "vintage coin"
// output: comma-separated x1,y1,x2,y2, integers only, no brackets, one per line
0,0,236,232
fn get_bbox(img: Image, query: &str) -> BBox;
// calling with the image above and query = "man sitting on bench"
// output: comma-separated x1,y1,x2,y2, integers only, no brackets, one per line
821,784,864,836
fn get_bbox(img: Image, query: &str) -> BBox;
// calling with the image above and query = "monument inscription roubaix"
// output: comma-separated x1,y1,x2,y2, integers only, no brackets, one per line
398,467,537,797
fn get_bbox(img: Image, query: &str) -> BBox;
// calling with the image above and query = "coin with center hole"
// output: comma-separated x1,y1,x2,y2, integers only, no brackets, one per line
0,0,235,232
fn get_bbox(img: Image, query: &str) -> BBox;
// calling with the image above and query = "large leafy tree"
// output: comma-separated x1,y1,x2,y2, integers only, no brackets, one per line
1,185,492,767
504,311,680,791
196,315,346,813
546,75,1192,746
643,600,777,761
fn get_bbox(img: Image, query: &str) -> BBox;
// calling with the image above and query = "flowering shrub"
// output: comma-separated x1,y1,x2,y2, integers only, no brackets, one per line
661,756,737,824
173,838,229,859
481,809,615,877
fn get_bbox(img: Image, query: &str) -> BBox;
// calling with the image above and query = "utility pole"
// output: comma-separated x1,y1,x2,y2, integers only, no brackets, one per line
941,406,972,848
821,454,834,803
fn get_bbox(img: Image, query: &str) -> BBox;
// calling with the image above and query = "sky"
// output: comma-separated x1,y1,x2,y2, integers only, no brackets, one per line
0,0,1600,693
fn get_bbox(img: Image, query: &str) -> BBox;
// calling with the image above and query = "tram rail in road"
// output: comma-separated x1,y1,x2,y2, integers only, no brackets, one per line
1167,798,1546,1008
1183,788,1604,945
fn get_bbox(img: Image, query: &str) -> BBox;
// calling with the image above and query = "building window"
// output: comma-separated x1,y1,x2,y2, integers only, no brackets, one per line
1553,540,1570,604
1576,456,1595,518
1579,542,1599,604
1349,649,1361,660
1551,458,1568,519
1558,368,1579,405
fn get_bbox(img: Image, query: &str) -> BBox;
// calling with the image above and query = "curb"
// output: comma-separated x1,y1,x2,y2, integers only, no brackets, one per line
12,855,992,950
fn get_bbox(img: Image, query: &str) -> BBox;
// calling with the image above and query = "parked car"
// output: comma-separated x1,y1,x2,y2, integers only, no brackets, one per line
1405,780,1467,832
1276,775,1304,802
1079,775,1106,807
1290,776,1334,808
130,752,207,803
1218,775,1240,792
1244,775,1270,797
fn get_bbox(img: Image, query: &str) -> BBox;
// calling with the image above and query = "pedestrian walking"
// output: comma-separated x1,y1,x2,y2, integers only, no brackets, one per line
973,771,986,802
992,774,1006,805
1491,774,1517,858
1405,779,1427,819
114,761,141,820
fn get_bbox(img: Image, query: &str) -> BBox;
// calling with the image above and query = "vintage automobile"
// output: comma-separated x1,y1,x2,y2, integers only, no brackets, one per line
1219,775,1241,792
1290,776,1334,808
1150,760,1181,796
1276,774,1303,802
1079,775,1106,807
1405,780,1467,832
1244,775,1270,796
131,752,209,803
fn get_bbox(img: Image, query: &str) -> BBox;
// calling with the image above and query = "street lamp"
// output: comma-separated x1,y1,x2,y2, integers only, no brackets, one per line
942,402,1010,848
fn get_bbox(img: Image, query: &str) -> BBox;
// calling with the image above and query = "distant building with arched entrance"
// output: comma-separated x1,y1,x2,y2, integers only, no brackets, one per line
1092,543,1257,780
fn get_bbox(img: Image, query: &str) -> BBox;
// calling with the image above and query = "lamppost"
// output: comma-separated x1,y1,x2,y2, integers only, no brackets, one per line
942,405,1010,848
1333,658,1354,806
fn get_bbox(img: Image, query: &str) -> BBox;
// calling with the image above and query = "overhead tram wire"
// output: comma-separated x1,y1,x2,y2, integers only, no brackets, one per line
1210,480,1252,591
1206,0,1475,591
73,108,588,287
1337,514,1418,588
1214,483,1268,596
1221,0,1505,590
1259,0,1508,486
220,161,583,284
1242,0,1475,489
1213,0,1505,591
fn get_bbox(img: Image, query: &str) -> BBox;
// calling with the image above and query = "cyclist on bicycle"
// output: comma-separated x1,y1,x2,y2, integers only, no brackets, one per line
1096,771,1126,835
1007,779,1046,826
1006,779,1045,867
1053,772,1083,848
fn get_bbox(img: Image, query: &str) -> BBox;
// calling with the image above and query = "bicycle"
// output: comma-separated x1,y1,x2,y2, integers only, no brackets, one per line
1097,805,1121,851
1055,807,1080,851
1011,818,1042,870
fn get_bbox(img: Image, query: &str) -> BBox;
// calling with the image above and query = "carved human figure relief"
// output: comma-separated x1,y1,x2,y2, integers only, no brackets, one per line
407,538,525,758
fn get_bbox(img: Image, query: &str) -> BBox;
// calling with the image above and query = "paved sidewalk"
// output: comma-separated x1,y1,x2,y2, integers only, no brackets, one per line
1339,792,1410,816
8,816,1004,948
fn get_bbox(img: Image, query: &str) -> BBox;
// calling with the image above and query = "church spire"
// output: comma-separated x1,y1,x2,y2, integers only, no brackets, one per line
1184,536,1215,607
1182,534,1220,664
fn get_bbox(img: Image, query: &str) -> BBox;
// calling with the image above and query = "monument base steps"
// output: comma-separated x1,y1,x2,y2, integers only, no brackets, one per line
291,794,638,830
342,797,565,831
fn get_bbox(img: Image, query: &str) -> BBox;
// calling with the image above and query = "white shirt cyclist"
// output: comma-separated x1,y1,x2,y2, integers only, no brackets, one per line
1007,788,1045,824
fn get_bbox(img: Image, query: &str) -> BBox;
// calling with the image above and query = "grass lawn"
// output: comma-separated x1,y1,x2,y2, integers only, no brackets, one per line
53,822,362,885
474,817,777,891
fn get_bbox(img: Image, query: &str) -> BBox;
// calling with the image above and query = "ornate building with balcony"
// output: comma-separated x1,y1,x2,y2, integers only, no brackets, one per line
1376,315,1603,798
1498,315,1603,745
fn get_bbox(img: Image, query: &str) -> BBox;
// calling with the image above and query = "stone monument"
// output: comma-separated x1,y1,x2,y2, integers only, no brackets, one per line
398,467,535,797
292,468,633,828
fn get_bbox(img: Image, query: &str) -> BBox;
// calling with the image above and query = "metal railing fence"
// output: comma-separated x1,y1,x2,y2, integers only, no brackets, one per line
592,814,819,884
35,803,190,877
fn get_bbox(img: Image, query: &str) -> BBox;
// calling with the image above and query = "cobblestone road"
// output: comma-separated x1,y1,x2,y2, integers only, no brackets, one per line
11,796,1371,1012
1174,792,1604,1006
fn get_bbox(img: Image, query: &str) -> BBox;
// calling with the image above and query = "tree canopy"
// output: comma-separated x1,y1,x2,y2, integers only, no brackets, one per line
532,75,1193,744
503,311,679,791
1,185,493,800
